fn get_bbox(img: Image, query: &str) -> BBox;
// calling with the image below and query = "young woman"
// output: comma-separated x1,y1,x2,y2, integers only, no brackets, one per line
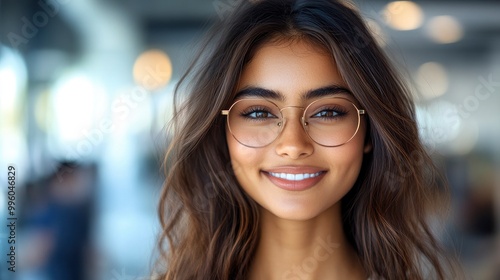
156,0,460,279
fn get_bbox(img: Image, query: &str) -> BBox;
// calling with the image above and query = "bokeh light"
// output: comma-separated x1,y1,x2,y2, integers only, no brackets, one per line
426,15,464,44
383,1,424,31
416,62,449,99
34,90,52,132
446,122,478,155
0,46,27,122
133,49,173,91
416,100,461,149
47,71,109,160
0,45,28,179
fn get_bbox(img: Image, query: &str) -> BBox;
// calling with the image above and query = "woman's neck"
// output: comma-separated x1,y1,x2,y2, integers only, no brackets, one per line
248,203,366,280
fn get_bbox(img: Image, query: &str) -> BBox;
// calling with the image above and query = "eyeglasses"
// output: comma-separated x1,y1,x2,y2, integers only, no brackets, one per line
221,97,366,148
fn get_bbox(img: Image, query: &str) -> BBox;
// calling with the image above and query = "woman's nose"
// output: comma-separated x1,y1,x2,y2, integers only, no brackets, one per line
274,110,314,159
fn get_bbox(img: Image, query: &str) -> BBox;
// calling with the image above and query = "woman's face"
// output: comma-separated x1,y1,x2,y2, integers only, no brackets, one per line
226,39,371,221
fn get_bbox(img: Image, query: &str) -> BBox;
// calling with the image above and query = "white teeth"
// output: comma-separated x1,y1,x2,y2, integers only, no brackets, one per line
269,172,322,181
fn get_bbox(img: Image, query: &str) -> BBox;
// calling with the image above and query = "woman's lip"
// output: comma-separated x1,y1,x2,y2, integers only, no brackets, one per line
262,170,327,191
263,166,326,174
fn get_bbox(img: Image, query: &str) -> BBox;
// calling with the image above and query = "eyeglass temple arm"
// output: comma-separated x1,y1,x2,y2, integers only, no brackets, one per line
359,109,366,115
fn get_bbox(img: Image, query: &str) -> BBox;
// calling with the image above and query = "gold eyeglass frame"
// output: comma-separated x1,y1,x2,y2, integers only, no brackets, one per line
221,96,366,148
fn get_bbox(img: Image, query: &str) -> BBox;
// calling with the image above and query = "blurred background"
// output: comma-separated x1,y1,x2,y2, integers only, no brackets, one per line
0,0,499,279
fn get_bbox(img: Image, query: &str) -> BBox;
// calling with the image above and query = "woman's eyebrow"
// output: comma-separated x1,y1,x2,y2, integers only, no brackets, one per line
234,85,352,100
302,85,352,100
234,87,285,101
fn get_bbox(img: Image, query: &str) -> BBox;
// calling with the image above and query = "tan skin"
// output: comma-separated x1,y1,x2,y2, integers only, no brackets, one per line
226,39,371,280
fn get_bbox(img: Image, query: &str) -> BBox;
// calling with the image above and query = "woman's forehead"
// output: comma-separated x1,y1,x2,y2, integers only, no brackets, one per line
236,39,350,102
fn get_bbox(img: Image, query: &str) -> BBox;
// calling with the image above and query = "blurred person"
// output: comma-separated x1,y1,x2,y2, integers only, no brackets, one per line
19,162,94,280
155,0,462,279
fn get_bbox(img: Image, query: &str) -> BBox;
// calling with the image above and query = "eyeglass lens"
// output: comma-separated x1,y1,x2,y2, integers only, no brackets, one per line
226,98,361,147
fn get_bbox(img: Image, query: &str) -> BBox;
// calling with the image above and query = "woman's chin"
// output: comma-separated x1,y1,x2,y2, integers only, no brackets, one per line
260,204,331,222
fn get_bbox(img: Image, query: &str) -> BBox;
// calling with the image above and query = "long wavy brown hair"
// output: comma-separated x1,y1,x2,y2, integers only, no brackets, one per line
155,0,461,279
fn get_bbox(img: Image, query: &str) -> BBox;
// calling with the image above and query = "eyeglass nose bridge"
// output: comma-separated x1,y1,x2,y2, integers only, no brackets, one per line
276,105,310,134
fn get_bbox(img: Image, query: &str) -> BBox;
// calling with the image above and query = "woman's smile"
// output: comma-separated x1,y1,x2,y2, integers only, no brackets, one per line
261,166,328,191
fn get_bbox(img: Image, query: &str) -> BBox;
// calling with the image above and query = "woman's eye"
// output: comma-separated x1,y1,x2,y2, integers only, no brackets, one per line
243,110,277,119
312,109,346,118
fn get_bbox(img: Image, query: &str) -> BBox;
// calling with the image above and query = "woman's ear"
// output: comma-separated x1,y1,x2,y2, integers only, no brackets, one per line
363,140,372,153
